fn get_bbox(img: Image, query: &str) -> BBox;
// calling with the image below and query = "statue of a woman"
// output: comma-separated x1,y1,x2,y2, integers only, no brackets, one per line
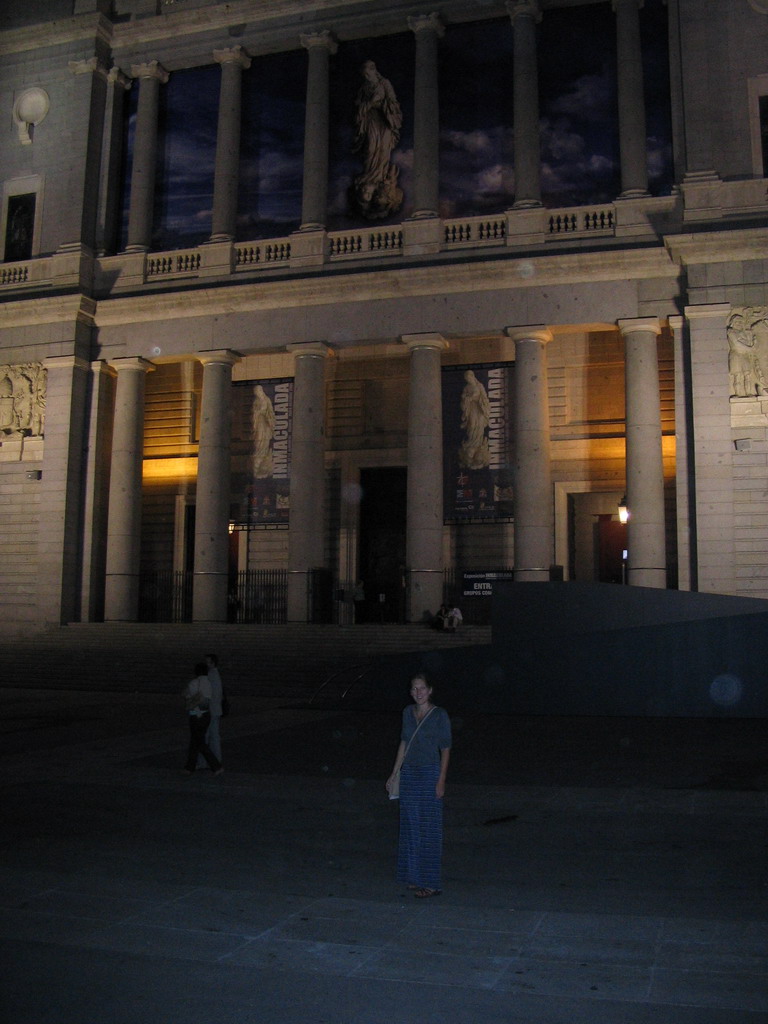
251,385,276,479
458,370,491,470
351,61,404,220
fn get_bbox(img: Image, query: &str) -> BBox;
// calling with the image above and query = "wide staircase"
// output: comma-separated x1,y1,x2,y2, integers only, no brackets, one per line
1,622,491,708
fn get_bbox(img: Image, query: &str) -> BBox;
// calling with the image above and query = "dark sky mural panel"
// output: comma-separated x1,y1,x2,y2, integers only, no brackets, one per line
119,2,672,251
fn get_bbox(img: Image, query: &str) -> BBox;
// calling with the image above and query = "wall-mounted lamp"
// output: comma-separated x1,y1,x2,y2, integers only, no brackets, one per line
13,87,49,145
25,469,42,480
618,494,629,523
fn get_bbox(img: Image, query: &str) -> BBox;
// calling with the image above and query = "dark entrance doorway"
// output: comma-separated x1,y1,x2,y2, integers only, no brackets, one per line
358,467,407,623
596,514,628,585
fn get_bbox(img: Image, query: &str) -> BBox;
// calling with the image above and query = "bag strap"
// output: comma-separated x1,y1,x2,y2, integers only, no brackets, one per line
402,706,435,764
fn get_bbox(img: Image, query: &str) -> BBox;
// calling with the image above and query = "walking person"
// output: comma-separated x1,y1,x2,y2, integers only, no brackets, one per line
183,661,223,775
197,652,224,768
386,674,451,898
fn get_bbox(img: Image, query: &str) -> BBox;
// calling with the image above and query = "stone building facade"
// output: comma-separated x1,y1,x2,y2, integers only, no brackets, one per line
0,0,767,629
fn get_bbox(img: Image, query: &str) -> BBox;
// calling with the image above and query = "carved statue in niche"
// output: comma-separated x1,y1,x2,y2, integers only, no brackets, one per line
351,60,404,220
0,362,46,437
727,307,768,398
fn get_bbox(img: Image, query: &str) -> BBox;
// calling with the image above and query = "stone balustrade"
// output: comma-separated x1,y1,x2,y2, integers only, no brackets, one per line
235,239,292,267
0,256,52,288
0,190,741,297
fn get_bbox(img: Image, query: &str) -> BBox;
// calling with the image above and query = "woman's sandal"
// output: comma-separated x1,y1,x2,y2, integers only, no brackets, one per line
414,887,441,898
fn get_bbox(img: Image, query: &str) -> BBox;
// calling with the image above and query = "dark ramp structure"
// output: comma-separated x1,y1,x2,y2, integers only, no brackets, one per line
360,583,768,718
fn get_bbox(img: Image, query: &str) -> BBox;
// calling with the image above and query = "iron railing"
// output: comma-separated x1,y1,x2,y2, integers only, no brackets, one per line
138,566,515,624
138,569,287,623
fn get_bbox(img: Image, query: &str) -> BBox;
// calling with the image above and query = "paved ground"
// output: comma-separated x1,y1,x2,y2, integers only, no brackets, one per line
1,685,767,1023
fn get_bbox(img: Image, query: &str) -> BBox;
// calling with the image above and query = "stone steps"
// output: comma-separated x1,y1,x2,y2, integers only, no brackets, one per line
1,622,492,705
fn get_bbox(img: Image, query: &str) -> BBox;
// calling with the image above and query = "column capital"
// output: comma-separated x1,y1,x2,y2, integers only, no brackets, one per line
107,356,156,373
130,60,169,84
300,30,338,55
684,303,732,322
68,57,110,82
407,12,445,37
198,349,242,368
506,0,542,25
401,332,449,353
505,325,553,345
286,341,332,360
44,354,91,372
108,65,132,90
213,45,252,70
617,316,661,337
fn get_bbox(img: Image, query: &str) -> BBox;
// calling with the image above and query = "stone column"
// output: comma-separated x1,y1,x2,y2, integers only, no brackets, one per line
209,46,251,242
38,355,90,625
507,0,542,209
99,67,131,256
669,314,694,592
299,32,337,231
684,304,735,595
506,325,553,581
286,342,329,622
613,0,649,198
66,57,109,254
619,317,665,587
80,361,117,621
402,333,448,621
104,357,155,620
193,350,241,622
126,61,169,252
408,13,444,219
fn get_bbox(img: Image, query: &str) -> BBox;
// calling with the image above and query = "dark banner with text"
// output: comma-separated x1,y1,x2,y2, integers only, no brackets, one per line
442,364,513,522
231,378,293,526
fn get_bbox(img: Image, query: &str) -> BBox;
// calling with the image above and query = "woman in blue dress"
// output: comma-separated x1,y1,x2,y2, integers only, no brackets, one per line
386,674,451,898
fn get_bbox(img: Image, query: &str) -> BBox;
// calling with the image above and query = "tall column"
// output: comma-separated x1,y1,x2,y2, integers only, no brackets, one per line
613,0,649,198
507,0,542,209
210,46,251,242
669,314,694,592
619,317,666,587
126,61,169,252
104,357,155,620
408,13,444,218
299,32,337,231
80,360,117,621
193,350,241,622
506,325,553,581
402,333,448,621
66,57,109,253
683,304,734,595
39,355,90,625
286,343,329,621
99,67,131,255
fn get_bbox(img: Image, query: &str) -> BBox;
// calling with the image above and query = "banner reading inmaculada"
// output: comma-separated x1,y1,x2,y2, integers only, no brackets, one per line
231,378,293,526
442,364,513,522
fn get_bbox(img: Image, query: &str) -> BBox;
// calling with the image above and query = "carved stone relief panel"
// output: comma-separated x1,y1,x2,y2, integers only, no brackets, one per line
727,306,768,398
0,362,46,437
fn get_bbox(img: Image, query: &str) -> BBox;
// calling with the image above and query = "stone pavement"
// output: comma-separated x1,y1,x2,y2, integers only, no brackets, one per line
1,686,767,1024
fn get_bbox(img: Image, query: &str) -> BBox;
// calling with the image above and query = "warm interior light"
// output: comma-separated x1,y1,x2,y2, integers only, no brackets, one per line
142,457,198,481
618,494,629,523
